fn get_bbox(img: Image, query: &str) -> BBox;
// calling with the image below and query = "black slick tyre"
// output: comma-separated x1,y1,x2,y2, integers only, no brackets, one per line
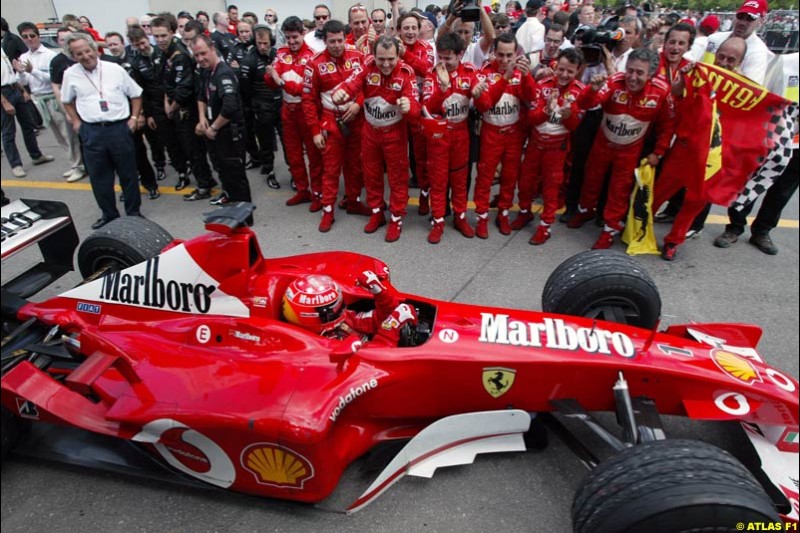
77,217,173,278
571,439,780,533
542,250,661,328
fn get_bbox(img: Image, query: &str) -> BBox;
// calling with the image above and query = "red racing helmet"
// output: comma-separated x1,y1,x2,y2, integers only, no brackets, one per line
282,275,345,333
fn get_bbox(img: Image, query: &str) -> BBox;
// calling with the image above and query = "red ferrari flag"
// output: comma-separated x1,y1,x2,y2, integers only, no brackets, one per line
683,63,797,206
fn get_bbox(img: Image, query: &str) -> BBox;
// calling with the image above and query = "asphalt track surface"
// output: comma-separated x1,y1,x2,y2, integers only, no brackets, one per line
2,127,798,533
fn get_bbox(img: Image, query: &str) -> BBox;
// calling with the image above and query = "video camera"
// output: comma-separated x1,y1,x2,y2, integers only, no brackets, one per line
447,0,482,23
575,26,626,65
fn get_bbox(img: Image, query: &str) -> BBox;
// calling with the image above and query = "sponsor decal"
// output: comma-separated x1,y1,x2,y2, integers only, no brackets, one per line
778,428,800,453
509,77,520,85
283,55,293,64
135,419,236,488
229,329,261,343
344,60,352,70
657,344,693,357
613,90,628,104
76,302,101,314
321,63,335,73
196,325,211,344
714,391,751,416
438,328,459,343
252,296,268,307
390,81,402,91
367,73,381,85
329,379,379,422
489,100,519,116
766,368,796,392
479,313,635,358
638,97,658,108
457,78,470,90
16,398,39,419
483,367,516,398
297,290,336,306
445,100,468,118
60,245,250,317
491,73,502,83
365,101,397,121
604,117,643,138
712,349,762,385
241,443,314,488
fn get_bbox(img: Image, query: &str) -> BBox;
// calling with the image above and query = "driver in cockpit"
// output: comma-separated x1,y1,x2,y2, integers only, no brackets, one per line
281,271,418,347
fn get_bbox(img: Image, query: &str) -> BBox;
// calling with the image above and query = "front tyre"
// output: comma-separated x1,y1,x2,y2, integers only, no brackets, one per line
77,217,173,278
571,439,780,533
542,250,661,328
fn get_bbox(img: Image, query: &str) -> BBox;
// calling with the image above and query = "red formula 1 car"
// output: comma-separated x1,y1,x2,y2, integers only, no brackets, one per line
2,202,798,532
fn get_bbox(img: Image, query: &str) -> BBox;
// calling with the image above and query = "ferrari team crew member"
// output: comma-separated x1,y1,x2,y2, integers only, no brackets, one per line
516,48,585,245
333,35,421,242
192,35,253,222
345,4,375,55
266,16,324,209
153,16,216,199
282,271,418,348
568,47,674,250
472,33,535,239
396,13,435,216
421,32,479,244
302,20,370,233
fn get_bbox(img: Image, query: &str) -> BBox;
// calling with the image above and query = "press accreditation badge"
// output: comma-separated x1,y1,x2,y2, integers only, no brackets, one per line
99,100,109,112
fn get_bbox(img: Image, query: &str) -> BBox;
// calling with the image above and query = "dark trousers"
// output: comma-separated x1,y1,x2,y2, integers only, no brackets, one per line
142,122,166,168
1,85,43,168
253,100,279,172
172,109,215,189
79,121,141,220
206,122,251,203
154,113,189,174
566,108,603,213
244,104,260,163
134,129,157,191
727,150,799,236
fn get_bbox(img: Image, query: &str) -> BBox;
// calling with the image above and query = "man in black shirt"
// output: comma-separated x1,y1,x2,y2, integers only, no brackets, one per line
1,18,28,62
192,34,252,220
106,30,163,199
211,12,236,60
152,15,216,200
227,20,260,170
240,25,282,186
129,26,191,191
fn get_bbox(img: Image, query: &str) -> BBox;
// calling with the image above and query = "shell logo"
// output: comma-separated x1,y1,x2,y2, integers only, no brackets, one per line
712,349,762,385
369,73,381,84
241,443,314,489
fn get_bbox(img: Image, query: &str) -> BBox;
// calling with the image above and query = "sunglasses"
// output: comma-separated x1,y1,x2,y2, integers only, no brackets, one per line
736,12,758,20
141,24,151,27
315,15,329,20
21,33,39,39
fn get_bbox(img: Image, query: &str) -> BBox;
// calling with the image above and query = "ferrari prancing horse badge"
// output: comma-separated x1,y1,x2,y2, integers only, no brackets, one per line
483,367,516,398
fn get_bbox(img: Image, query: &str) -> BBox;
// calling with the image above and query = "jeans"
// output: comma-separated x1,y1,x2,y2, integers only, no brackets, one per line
1,85,43,168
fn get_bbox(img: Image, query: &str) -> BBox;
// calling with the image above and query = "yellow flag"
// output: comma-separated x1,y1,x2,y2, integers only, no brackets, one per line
622,160,660,255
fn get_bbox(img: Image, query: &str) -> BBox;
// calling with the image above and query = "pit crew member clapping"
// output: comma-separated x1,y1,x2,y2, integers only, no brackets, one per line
332,35,421,243
472,33,535,239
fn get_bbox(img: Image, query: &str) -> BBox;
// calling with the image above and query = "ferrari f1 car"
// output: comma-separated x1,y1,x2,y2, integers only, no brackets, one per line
2,202,798,532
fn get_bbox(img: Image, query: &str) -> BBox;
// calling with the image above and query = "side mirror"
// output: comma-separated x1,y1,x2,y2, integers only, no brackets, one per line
330,333,363,363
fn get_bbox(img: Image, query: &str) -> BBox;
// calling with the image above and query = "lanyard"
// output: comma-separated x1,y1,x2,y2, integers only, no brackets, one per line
80,61,103,99
205,61,220,104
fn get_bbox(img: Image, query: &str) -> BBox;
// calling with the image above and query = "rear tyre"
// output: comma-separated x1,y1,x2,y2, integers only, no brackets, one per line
77,217,173,278
571,439,780,533
542,250,661,328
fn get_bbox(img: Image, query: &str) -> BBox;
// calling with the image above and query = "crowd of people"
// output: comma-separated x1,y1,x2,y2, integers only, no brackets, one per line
0,0,796,257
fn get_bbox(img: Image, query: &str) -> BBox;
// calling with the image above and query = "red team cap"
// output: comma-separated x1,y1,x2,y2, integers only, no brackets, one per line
737,0,768,19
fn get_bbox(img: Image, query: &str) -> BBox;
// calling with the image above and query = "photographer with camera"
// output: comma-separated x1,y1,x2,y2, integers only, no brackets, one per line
531,24,567,80
471,33,534,238
440,0,495,68
567,47,674,251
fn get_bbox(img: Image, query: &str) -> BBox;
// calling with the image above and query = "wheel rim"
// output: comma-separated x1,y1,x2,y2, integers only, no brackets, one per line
580,297,643,325
88,254,131,277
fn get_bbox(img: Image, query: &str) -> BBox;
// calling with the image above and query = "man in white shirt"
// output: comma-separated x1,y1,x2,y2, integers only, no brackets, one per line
440,0,495,68
1,48,53,178
14,22,83,181
304,5,330,53
611,15,640,74
60,33,144,229
515,0,545,54
703,0,773,85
